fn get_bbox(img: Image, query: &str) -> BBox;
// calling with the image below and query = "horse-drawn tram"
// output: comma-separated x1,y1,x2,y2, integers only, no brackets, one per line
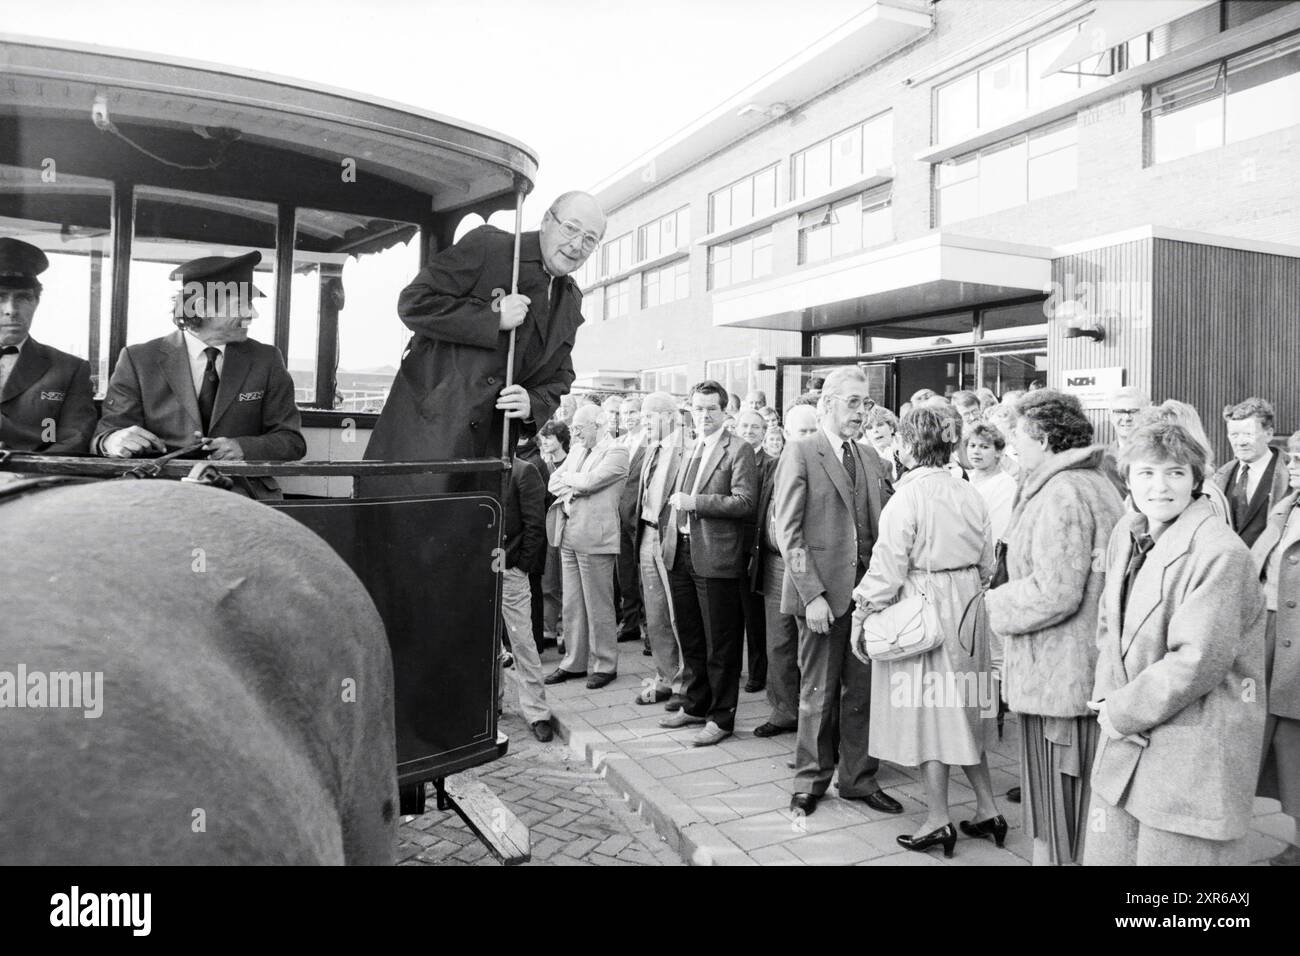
0,35,538,864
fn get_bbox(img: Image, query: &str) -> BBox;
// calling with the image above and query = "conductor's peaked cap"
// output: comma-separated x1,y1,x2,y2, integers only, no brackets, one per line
170,250,266,297
0,238,50,290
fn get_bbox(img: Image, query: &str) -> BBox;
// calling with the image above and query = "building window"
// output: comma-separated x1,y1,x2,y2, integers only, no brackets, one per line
604,278,632,319
707,228,773,289
1148,33,1300,164
798,185,893,264
290,208,420,410
581,290,602,323
936,120,1076,225
637,207,690,261
642,259,690,309
0,165,114,395
705,356,754,401
600,232,634,278
791,112,893,201
708,164,778,232
575,255,602,292
641,365,688,396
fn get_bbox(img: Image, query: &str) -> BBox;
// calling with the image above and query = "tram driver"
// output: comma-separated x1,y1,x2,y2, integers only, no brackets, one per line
91,251,305,498
0,238,98,455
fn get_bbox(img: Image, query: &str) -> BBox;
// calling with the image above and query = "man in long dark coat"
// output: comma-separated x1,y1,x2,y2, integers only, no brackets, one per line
358,192,605,497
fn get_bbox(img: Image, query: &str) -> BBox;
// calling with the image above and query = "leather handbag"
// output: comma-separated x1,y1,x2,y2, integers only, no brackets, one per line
854,472,947,663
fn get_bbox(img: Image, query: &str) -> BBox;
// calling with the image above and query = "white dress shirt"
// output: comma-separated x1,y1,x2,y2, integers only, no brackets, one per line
183,332,224,398
0,336,27,393
677,427,726,534
1237,451,1274,502
641,435,677,524
822,423,854,476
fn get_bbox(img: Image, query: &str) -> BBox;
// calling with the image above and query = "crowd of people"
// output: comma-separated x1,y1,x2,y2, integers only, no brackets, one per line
500,372,1298,867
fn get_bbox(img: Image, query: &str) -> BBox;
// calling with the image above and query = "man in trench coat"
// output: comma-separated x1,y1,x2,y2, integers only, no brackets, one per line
357,192,606,497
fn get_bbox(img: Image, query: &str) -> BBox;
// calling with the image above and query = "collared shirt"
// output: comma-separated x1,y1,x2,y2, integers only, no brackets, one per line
641,434,677,524
183,332,224,399
822,423,855,477
1237,451,1273,502
0,335,27,393
687,427,726,498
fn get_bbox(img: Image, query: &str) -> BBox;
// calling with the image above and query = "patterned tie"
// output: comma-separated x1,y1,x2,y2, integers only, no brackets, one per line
677,450,702,534
1231,463,1251,530
198,346,220,433
841,441,857,488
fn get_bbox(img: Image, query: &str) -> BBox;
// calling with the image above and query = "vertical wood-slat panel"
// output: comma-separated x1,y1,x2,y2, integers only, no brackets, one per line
1153,240,1300,467
1049,239,1154,447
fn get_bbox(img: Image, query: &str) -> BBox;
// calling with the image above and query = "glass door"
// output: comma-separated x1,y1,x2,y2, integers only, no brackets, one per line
896,349,976,405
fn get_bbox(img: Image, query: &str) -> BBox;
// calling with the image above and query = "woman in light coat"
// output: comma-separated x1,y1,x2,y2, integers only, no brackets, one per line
985,389,1124,865
853,406,1001,859
1085,423,1266,865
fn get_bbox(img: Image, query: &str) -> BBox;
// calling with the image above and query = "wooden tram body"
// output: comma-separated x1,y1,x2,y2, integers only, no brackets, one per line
0,35,538,861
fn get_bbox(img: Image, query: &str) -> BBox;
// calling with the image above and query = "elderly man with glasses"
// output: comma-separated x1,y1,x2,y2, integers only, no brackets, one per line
1100,385,1152,498
359,192,606,496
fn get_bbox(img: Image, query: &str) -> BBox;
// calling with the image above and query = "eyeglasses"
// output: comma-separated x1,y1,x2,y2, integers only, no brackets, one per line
827,394,870,411
548,211,601,253
1111,408,1140,417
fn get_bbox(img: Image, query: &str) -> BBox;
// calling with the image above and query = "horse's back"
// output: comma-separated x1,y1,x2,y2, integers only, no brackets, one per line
0,480,397,864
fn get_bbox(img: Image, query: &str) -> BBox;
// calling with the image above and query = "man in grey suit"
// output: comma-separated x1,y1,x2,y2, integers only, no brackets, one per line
773,367,902,817
659,380,757,746
544,404,630,690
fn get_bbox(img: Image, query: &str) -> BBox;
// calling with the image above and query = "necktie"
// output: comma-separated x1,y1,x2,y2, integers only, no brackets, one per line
549,275,564,315
1120,532,1155,619
841,441,857,488
1230,464,1250,529
0,345,18,355
677,450,702,534
198,346,220,433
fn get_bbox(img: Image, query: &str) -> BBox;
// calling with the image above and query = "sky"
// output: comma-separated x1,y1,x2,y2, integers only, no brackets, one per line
5,0,872,226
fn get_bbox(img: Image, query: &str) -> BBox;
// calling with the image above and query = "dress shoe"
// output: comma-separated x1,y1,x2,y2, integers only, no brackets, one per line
842,789,904,814
530,719,554,743
691,721,732,747
586,672,617,689
659,710,706,729
743,679,765,694
897,822,957,858
959,814,1009,848
1006,786,1022,804
635,686,672,705
1270,843,1300,866
789,792,819,816
663,694,687,712
542,668,585,685
753,721,795,738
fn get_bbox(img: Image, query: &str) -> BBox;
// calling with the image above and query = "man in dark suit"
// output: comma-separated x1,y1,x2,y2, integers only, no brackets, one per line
92,252,305,498
773,367,902,817
750,404,819,738
1215,397,1289,549
735,407,771,692
658,380,757,747
616,397,648,645
358,192,606,497
0,239,96,454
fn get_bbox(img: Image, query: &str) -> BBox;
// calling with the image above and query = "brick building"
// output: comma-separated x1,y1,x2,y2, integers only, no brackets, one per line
572,0,1300,457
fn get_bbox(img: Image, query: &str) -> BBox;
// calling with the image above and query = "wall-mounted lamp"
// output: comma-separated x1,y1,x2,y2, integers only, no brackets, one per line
750,348,777,372
1062,324,1105,342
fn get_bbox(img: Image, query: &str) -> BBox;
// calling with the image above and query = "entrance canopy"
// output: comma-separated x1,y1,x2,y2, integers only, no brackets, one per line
711,232,1052,334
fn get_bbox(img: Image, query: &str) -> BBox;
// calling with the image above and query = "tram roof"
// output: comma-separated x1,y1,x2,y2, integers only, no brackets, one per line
0,33,539,210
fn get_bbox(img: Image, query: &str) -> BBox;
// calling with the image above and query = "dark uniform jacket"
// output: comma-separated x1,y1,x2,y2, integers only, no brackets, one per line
358,226,582,497
92,331,305,497
1213,448,1290,549
0,337,96,454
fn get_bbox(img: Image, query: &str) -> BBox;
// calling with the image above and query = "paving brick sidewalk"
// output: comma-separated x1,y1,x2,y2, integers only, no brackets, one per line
542,642,1295,866
397,700,683,866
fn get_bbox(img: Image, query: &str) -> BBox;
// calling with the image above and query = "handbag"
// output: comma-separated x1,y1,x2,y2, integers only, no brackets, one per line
856,473,947,663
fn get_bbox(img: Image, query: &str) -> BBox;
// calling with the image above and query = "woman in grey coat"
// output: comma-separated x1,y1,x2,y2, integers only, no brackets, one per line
1085,424,1265,865
985,390,1124,865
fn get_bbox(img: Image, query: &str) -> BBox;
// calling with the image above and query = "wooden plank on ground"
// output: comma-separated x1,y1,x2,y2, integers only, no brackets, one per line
443,775,531,865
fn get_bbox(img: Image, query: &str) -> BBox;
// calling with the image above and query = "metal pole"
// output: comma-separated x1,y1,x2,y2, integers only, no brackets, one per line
501,184,526,464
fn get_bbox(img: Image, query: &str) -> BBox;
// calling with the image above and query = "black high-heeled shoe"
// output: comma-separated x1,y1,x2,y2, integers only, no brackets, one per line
959,814,1008,848
896,822,957,858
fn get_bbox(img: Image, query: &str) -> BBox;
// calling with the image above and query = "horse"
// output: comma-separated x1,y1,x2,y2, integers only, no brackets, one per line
0,478,397,864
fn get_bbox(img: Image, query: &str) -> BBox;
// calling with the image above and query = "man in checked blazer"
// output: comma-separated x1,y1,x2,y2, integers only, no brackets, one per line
658,380,757,747
773,367,902,817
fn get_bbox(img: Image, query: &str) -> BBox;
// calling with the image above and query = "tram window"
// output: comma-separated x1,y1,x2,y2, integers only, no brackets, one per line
0,165,114,395
292,208,420,411
128,187,277,347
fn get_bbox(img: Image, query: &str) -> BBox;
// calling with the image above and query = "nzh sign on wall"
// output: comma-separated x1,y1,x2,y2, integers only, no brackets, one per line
1060,368,1124,409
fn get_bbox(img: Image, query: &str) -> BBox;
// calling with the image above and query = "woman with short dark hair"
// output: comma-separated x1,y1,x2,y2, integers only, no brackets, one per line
853,406,1000,858
1086,424,1266,864
985,389,1124,865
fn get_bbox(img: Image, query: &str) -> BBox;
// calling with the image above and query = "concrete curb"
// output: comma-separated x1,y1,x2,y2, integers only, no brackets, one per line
550,707,755,866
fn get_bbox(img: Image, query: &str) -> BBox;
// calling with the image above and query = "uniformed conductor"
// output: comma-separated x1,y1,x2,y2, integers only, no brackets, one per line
357,191,605,497
0,238,97,454
92,251,305,497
